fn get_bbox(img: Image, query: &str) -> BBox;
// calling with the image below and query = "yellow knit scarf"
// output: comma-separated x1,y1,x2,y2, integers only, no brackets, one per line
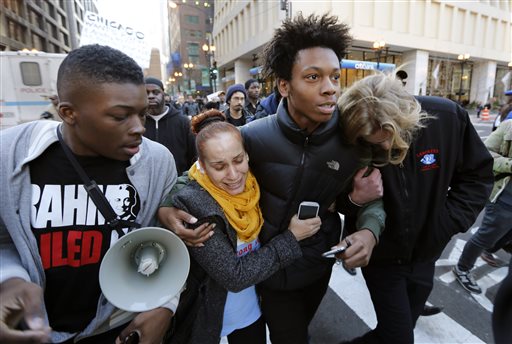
189,162,263,242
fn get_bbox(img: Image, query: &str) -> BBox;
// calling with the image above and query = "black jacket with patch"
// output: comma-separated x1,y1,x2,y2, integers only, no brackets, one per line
367,96,493,265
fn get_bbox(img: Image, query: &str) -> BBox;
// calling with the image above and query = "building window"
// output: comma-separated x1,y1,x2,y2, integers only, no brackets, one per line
494,67,511,104
29,10,44,30
7,19,25,42
48,2,56,18
48,22,58,38
20,62,42,86
31,32,45,51
185,15,199,24
60,14,67,28
186,30,203,38
187,42,199,56
4,0,23,15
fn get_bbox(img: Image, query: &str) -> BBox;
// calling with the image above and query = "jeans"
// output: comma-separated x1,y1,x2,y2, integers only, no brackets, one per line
458,182,512,271
347,262,435,344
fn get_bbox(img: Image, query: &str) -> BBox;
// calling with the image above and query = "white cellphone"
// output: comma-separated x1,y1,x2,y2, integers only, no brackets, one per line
298,201,320,220
321,246,347,258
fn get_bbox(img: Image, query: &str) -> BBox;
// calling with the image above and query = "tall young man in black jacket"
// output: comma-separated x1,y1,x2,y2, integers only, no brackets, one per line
337,74,494,344
159,14,386,344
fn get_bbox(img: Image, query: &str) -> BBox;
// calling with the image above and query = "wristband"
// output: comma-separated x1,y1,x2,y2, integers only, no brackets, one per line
348,193,363,207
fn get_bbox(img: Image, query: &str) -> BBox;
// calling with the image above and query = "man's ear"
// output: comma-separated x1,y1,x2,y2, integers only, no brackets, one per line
58,102,76,124
277,78,289,98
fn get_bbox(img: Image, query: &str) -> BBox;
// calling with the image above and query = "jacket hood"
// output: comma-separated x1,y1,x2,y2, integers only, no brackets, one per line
261,93,279,115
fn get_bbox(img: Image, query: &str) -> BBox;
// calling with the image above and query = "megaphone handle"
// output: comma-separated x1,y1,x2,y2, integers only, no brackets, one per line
124,331,140,344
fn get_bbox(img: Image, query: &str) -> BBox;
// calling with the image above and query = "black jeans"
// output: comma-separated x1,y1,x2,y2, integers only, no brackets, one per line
492,259,512,344
458,183,512,271
348,262,435,344
227,316,266,344
259,268,332,344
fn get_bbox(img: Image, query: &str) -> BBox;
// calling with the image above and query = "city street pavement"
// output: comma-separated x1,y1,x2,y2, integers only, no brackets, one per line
308,110,511,344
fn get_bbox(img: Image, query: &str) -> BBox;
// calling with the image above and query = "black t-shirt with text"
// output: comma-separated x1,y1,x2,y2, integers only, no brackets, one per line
30,143,140,333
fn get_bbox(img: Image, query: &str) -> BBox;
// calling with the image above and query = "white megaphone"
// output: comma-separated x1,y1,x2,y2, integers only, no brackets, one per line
99,227,190,312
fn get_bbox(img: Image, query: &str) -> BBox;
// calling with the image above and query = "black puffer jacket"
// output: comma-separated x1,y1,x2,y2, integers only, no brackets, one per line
241,99,376,290
364,96,493,265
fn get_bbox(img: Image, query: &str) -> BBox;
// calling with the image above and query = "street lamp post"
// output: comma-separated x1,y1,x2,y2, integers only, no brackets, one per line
184,63,194,94
373,41,386,70
457,53,470,104
173,71,183,93
202,43,216,93
166,77,177,95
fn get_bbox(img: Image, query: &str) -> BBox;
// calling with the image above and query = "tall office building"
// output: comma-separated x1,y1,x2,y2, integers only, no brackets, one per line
167,0,215,95
0,0,99,53
212,0,511,105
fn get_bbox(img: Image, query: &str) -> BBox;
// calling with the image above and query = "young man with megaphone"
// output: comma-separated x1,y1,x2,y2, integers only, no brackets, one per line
0,44,179,344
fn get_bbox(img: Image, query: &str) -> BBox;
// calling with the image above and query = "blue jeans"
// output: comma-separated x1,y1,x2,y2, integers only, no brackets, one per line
458,182,512,271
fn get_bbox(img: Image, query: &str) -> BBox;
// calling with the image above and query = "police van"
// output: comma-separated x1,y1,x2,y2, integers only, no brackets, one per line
0,51,66,130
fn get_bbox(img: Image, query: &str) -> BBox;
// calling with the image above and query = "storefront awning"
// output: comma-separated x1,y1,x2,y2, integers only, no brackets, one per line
249,66,262,75
341,59,395,71
249,59,395,76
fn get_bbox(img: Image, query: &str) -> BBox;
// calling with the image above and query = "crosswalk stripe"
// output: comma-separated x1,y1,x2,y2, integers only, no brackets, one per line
329,264,377,328
328,255,491,343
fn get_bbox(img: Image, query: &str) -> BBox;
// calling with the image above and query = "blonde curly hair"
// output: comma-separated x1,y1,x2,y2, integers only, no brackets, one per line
338,73,428,165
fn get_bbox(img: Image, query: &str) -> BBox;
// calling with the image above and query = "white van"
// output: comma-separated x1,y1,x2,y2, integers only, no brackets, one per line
0,51,66,130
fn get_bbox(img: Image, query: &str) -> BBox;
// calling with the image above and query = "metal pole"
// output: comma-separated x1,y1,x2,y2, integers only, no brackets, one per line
458,62,464,104
188,69,192,92
207,52,213,93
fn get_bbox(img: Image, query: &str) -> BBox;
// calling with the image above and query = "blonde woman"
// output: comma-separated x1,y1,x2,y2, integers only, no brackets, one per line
337,73,493,344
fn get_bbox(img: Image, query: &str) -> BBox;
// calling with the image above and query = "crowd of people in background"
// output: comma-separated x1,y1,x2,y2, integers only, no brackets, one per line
3,11,511,344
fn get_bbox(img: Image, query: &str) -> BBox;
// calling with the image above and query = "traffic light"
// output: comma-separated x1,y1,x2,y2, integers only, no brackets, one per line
210,69,217,80
209,67,218,80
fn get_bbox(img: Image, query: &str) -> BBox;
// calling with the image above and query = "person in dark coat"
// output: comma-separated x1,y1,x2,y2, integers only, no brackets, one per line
254,85,282,119
338,73,494,344
144,77,197,175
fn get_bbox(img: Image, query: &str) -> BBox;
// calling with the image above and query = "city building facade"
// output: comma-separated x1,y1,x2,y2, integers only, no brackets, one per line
166,0,215,96
212,0,512,105
0,0,99,53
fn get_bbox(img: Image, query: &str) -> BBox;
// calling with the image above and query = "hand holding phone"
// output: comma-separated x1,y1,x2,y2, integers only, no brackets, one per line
321,246,347,258
298,201,320,220
322,238,352,259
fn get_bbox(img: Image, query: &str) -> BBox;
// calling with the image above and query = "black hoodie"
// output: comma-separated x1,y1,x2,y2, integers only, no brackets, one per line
144,105,197,175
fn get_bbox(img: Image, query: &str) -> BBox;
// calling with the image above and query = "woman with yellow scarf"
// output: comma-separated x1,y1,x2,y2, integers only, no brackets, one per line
168,110,321,344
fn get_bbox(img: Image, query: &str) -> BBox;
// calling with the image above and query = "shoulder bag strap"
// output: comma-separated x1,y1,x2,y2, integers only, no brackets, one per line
56,126,141,231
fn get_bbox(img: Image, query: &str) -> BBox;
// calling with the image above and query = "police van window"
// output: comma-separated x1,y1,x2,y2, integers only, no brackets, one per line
20,62,42,86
